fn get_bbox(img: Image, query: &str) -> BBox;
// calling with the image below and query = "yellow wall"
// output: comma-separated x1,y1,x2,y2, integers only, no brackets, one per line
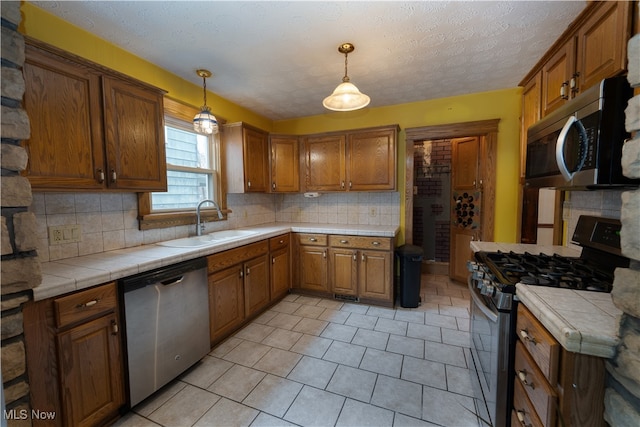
20,3,522,244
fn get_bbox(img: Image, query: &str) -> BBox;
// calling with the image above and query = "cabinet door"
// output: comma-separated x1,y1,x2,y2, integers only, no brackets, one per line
271,247,291,301
329,248,358,296
244,127,269,192
347,127,396,191
102,76,167,191
304,135,346,191
209,267,245,345
57,313,124,427
541,38,575,117
23,44,105,190
576,0,630,91
244,254,270,317
449,228,476,283
452,137,479,190
270,135,300,192
521,72,541,179
299,245,329,292
358,250,392,302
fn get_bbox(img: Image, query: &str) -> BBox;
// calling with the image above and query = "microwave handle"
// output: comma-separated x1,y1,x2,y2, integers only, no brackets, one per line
556,116,577,181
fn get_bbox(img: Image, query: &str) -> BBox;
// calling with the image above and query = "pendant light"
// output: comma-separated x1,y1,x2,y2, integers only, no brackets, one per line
193,69,219,134
323,43,370,112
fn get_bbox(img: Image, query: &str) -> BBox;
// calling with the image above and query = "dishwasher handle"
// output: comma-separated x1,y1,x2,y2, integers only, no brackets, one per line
161,275,185,286
120,257,207,293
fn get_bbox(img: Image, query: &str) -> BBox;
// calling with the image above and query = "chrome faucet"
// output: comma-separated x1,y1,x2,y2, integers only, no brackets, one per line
196,199,224,236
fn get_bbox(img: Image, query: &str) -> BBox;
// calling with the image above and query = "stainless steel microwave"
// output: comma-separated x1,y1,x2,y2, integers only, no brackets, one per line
525,76,638,189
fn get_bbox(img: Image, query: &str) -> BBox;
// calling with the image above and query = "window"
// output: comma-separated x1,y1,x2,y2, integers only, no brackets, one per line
151,117,217,212
137,97,224,230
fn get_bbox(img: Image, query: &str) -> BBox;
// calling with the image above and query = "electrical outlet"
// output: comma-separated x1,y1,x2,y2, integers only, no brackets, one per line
370,208,377,217
48,225,82,245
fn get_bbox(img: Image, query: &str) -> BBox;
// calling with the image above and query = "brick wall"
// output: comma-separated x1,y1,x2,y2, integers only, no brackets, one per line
413,140,451,262
604,20,640,426
1,2,39,425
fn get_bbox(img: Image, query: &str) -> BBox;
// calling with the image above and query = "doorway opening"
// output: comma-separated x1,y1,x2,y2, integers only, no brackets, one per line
412,139,451,275
404,120,499,282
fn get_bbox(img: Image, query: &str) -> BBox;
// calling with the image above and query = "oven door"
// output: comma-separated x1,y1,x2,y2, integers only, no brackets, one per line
468,276,515,427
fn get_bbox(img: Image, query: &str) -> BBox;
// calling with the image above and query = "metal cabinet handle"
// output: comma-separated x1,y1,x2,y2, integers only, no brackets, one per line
246,267,250,276
517,370,535,389
110,169,117,183
349,181,352,189
361,254,366,262
340,239,349,244
309,238,318,242
323,250,326,259
516,410,531,427
352,252,357,261
247,180,252,188
279,239,284,244
239,269,244,278
560,81,569,100
570,72,580,94
341,181,345,189
372,241,380,246
97,169,105,183
272,182,276,190
111,320,119,335
519,329,537,345
77,299,99,308
272,257,275,264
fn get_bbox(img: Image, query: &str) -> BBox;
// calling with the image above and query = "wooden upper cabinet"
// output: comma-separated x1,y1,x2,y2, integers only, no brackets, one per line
269,134,300,192
22,38,167,192
303,134,346,191
23,42,105,190
541,38,576,116
347,126,397,191
521,72,542,178
451,137,479,190
222,122,269,193
302,125,398,192
102,76,167,191
576,0,630,91
529,1,632,118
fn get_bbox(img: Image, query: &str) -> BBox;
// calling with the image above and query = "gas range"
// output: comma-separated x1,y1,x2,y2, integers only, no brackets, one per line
473,215,629,295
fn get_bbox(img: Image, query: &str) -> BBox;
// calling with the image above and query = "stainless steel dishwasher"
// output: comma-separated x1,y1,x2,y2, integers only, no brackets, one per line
120,257,209,406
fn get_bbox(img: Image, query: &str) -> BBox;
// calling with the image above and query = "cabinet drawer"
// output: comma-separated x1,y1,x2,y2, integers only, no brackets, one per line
269,234,290,251
513,375,544,427
54,282,117,328
297,233,327,246
517,304,560,384
328,235,391,251
208,241,268,273
515,341,557,427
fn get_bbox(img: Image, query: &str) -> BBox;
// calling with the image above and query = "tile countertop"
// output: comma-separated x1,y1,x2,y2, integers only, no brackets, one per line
35,223,399,302
470,241,621,359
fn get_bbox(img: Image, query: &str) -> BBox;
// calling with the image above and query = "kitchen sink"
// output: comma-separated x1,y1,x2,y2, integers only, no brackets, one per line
156,229,258,248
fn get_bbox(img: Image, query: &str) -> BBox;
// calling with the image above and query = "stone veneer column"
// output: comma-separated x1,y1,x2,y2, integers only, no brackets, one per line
605,7,640,426
1,2,41,425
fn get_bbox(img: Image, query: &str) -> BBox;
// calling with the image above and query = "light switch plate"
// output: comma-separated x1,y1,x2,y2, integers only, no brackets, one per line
48,224,82,245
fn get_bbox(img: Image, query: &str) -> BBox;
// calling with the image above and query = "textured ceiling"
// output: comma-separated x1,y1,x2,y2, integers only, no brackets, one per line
30,1,587,121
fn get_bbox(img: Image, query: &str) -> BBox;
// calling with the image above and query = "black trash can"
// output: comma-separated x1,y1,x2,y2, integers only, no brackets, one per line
396,244,423,308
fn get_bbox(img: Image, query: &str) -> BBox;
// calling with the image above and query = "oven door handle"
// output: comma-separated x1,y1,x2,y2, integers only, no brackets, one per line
468,277,498,322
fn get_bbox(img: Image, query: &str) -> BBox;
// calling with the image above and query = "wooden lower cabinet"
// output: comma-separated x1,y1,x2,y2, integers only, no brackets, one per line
358,249,392,303
244,254,270,317
23,282,125,427
514,304,606,427
270,234,291,301
208,266,245,345
295,233,394,306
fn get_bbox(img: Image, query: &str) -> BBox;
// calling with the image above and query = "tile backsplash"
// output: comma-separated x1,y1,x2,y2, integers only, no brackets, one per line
32,191,400,262
564,189,623,248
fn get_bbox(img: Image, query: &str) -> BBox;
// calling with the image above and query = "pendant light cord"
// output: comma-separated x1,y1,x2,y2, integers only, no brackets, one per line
202,75,208,107
343,52,350,82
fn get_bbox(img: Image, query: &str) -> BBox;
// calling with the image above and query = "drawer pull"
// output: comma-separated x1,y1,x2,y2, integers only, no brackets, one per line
372,241,381,246
519,329,537,344
77,299,99,308
309,238,317,242
516,410,531,427
517,370,535,389
340,240,349,244
279,239,284,244
111,320,119,335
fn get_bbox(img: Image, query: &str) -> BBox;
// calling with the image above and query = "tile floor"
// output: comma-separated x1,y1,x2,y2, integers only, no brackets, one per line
115,274,482,427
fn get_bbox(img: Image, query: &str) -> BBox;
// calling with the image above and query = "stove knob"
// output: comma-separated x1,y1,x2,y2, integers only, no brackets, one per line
482,284,495,297
466,261,478,272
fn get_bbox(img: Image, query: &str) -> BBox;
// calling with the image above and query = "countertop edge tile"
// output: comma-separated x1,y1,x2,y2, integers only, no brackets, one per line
33,222,400,301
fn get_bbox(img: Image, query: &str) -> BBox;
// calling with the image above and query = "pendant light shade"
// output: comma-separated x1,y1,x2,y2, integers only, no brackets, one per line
323,43,370,112
193,69,219,135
